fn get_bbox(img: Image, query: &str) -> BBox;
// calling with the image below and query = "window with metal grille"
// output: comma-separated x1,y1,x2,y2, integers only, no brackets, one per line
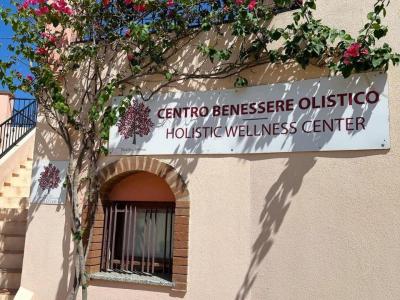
101,201,175,279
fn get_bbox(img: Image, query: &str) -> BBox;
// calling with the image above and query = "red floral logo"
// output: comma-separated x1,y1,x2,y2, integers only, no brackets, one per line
117,99,154,144
39,163,61,191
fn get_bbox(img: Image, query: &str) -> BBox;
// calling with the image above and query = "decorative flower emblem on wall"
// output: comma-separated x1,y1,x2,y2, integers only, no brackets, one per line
39,163,61,191
117,99,154,144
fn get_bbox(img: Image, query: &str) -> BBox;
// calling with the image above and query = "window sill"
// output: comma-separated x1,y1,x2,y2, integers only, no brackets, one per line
89,271,175,288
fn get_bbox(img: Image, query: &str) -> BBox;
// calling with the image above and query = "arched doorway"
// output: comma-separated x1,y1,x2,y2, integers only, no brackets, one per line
86,157,189,292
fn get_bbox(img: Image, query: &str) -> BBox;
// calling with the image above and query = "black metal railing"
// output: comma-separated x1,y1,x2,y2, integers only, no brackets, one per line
0,99,37,159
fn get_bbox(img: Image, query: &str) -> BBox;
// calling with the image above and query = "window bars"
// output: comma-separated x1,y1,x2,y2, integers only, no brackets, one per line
101,202,175,277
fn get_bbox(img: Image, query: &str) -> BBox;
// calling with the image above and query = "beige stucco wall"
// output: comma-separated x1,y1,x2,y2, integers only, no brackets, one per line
242,1,400,299
20,0,400,299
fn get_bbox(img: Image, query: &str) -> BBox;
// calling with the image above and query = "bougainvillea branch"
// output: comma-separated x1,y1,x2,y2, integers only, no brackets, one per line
0,0,398,299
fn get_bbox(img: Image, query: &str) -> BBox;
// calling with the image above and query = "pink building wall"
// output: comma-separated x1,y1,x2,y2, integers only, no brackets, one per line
0,91,13,124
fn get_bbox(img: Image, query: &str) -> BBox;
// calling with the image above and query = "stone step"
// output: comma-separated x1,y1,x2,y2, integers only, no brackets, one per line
0,209,27,222
18,164,32,171
11,166,32,177
0,269,21,290
0,235,25,252
0,251,23,269
3,177,31,188
10,172,31,181
0,222,26,236
0,186,30,198
0,198,28,210
0,288,16,300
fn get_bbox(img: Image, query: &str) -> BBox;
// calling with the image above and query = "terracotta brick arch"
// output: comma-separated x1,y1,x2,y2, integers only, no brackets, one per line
86,157,190,293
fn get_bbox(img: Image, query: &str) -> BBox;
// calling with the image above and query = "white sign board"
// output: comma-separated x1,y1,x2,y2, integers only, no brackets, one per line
109,72,389,155
30,160,68,205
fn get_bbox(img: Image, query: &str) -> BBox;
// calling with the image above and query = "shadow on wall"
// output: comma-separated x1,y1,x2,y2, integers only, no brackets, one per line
235,154,316,300
235,149,388,300
25,203,75,300
25,119,78,299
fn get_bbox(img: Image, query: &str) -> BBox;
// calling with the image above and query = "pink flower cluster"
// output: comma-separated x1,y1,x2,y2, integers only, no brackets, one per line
35,47,48,55
248,0,257,10
20,0,74,16
122,0,147,12
343,43,369,65
34,6,49,16
235,0,257,11
133,4,146,12
51,0,74,15
19,0,46,10
41,32,57,43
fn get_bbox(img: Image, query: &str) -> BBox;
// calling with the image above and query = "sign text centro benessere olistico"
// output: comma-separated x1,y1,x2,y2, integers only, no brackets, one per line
109,72,389,155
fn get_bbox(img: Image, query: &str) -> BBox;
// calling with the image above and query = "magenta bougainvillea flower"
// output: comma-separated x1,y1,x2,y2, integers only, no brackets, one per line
117,100,154,144
248,0,257,11
51,0,74,15
40,32,57,43
34,6,49,16
344,43,361,58
19,0,74,15
39,163,61,191
35,47,48,55
133,4,146,12
343,43,369,65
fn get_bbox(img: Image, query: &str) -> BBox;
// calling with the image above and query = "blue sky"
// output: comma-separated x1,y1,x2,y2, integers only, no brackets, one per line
0,0,33,98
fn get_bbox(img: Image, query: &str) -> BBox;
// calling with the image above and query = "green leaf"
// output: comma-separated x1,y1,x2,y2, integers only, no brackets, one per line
307,0,316,10
165,72,173,81
234,76,248,88
100,146,109,155
372,57,383,68
341,65,353,78
201,22,212,31
293,13,300,23
373,27,387,39
270,29,282,41
367,12,375,21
